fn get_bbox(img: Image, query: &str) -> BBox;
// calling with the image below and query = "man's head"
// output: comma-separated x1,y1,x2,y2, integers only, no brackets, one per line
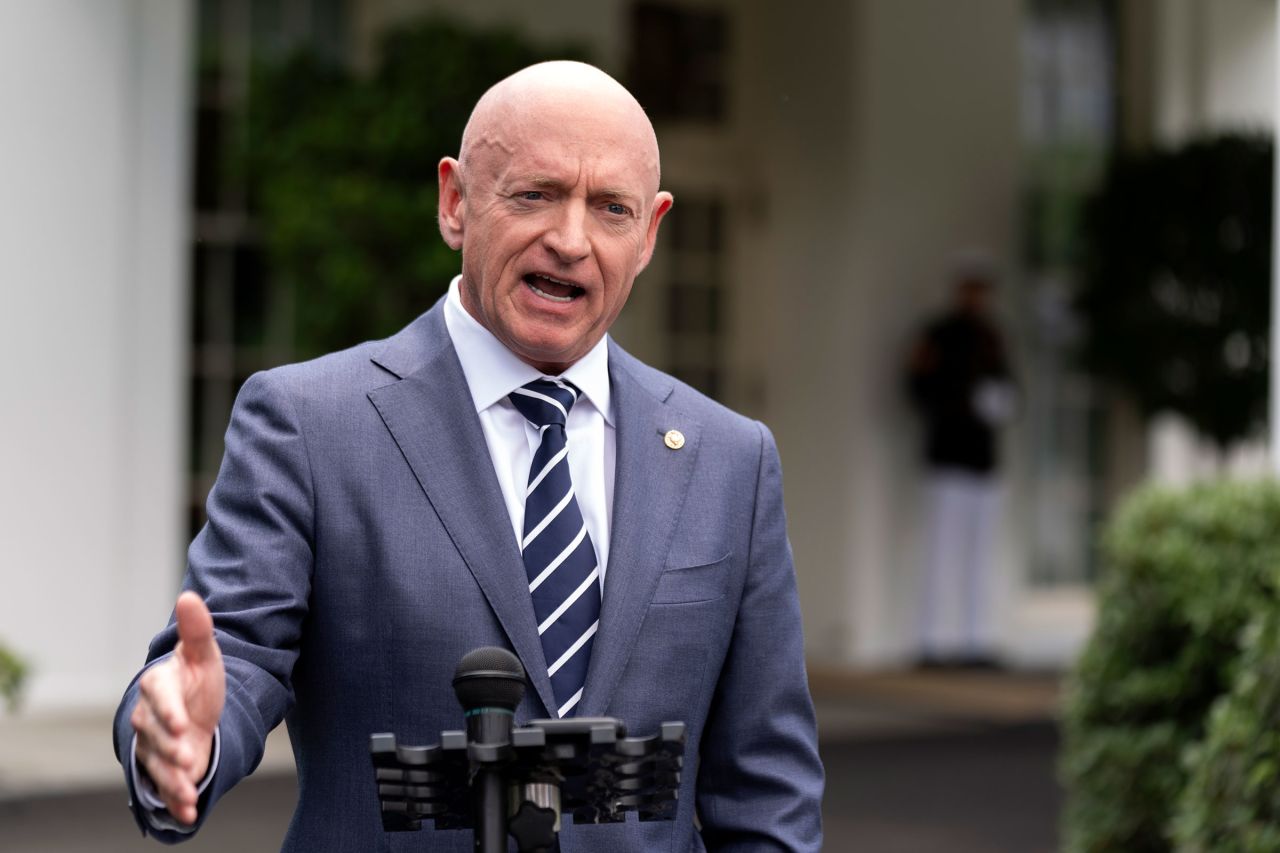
950,250,997,317
437,61,674,374
955,276,993,317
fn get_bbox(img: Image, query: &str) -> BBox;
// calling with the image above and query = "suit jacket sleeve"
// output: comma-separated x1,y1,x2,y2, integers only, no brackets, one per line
113,369,314,842
695,422,824,851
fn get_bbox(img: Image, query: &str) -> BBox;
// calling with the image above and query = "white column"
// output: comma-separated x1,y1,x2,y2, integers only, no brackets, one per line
0,0,193,712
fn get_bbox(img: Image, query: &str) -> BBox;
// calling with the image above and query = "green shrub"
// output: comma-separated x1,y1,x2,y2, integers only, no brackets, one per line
1174,605,1280,852
0,641,29,712
1076,134,1273,448
1061,481,1280,852
242,18,588,358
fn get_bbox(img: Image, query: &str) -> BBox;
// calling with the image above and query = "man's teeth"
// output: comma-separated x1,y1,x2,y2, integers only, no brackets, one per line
526,275,578,303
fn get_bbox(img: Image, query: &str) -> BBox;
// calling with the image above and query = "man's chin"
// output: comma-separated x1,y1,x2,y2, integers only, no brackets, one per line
508,335,594,375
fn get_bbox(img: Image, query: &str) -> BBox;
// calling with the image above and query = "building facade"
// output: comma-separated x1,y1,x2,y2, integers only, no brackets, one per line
1,0,1275,711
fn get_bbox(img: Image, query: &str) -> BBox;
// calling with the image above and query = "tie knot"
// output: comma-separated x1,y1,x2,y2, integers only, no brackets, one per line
509,379,580,428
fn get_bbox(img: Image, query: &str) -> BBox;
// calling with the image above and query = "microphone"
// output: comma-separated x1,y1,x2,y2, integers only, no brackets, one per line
452,647,526,853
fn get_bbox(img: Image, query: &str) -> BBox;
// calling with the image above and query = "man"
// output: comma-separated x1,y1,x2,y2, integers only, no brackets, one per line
906,256,1017,668
115,61,823,851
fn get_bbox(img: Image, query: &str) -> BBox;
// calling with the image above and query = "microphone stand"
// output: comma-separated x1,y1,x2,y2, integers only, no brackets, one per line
476,761,507,853
371,647,685,853
450,648,525,853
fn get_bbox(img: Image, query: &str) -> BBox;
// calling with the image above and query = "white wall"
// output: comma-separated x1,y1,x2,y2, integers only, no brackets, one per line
728,1,1026,665
0,0,192,712
848,0,1024,665
730,0,862,661
1154,0,1275,141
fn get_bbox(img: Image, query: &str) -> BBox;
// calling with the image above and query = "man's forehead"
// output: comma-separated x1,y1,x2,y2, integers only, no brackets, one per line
478,138,659,198
460,62,662,190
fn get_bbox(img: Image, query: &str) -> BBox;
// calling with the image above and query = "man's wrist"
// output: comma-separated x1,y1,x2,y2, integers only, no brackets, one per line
130,726,221,821
187,728,217,784
195,725,221,795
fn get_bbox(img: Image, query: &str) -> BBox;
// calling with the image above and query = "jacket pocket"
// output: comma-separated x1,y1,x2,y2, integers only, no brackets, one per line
651,553,732,605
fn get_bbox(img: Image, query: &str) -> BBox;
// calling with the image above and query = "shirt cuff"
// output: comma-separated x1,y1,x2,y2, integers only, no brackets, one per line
130,726,221,833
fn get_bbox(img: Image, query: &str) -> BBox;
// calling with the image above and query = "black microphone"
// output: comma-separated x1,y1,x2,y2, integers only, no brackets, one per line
452,647,526,853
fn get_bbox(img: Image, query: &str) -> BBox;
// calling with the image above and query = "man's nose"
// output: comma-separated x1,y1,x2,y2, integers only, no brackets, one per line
542,202,590,263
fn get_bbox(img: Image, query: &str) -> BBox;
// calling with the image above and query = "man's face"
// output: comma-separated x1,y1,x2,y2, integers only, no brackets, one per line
957,278,993,316
438,100,672,374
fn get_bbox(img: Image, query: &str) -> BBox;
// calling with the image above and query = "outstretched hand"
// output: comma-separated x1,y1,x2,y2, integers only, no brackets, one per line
131,591,226,825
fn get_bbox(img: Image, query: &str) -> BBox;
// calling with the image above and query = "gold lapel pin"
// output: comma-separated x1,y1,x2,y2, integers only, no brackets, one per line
663,429,686,450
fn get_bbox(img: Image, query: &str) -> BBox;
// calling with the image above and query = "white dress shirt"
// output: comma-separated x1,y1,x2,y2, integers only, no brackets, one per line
443,275,615,584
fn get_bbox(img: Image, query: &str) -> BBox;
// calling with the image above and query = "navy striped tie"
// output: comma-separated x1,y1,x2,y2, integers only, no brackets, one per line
508,378,600,718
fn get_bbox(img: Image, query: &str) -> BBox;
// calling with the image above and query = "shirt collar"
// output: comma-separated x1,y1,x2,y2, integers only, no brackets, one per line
443,275,614,425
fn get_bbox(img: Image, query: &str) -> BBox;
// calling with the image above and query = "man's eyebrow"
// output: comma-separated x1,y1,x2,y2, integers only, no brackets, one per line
596,188,640,204
508,176,642,206
503,174,571,191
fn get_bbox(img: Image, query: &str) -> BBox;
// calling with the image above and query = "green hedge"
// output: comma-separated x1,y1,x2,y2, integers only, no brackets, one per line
1174,606,1280,852
1061,481,1280,852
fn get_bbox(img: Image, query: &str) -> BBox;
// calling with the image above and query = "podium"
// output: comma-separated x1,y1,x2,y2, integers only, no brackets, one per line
369,647,685,852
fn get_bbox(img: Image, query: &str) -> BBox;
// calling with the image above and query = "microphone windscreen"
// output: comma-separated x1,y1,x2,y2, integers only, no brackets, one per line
452,646,526,710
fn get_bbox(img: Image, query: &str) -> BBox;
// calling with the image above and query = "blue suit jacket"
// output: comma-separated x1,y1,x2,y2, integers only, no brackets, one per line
114,301,823,851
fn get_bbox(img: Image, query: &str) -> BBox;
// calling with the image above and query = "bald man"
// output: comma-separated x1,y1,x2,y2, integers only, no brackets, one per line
115,62,823,852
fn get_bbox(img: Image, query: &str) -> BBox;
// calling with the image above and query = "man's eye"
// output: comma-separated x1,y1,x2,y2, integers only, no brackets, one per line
519,191,544,201
606,203,629,216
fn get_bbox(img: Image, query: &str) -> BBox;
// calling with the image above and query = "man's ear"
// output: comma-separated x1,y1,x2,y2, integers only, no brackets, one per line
438,157,465,250
635,191,674,274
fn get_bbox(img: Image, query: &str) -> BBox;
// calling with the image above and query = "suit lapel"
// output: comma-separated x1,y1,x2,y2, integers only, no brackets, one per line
367,306,557,716
580,346,701,716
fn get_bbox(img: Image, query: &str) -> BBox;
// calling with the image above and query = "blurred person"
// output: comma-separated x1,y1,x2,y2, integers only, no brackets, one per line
113,61,823,851
906,254,1017,668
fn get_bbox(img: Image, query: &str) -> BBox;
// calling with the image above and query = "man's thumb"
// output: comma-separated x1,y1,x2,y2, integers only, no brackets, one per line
175,591,218,665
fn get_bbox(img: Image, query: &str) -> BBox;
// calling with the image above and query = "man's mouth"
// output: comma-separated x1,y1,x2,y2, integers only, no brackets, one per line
523,273,585,303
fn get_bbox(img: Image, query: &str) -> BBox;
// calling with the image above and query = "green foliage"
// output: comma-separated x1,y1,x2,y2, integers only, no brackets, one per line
1061,481,1280,852
0,641,29,712
1175,607,1280,852
1076,134,1273,447
243,19,588,358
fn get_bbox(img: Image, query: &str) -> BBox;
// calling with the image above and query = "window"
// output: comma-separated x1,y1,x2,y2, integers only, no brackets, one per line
662,196,727,399
1020,0,1118,584
189,0,345,537
627,3,729,122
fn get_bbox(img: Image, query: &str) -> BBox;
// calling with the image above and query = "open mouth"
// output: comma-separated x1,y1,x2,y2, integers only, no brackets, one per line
523,273,585,303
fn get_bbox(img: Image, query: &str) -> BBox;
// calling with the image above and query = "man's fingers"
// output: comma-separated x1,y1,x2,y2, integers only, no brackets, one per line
134,699,202,824
138,663,190,736
140,747,199,819
175,591,218,666
171,800,199,827
133,702,195,770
